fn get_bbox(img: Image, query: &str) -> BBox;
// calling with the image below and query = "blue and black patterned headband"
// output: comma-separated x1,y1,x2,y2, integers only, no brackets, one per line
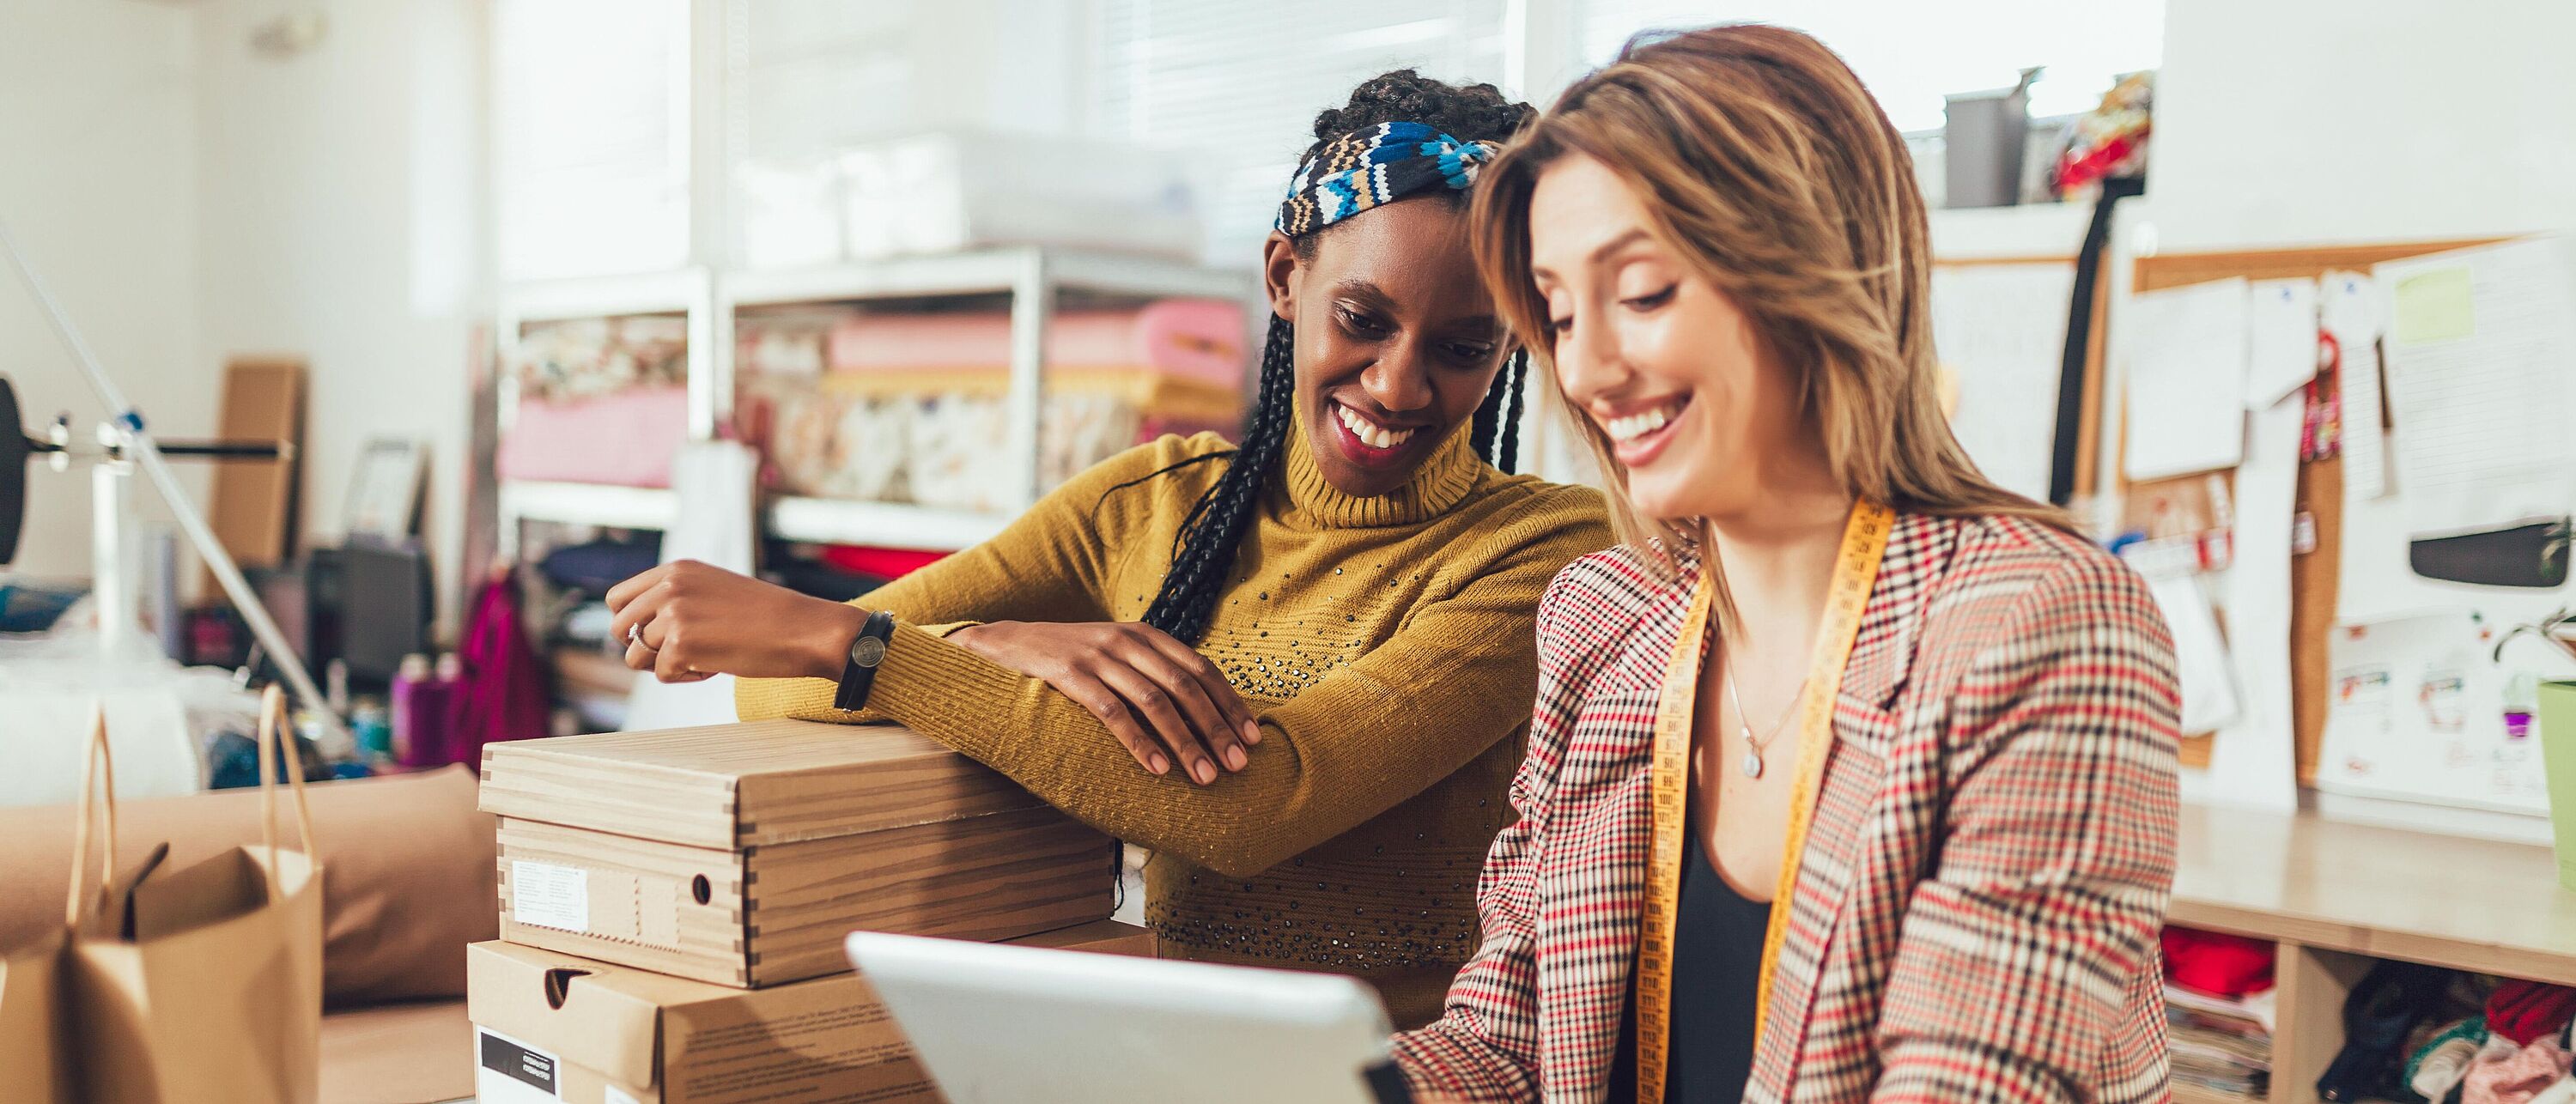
1275,121,1501,237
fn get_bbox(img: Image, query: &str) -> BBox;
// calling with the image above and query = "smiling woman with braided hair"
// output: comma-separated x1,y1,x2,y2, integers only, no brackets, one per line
605,70,1609,1025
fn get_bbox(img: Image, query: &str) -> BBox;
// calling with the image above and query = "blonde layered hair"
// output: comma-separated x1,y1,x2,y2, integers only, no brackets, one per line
1472,24,2069,584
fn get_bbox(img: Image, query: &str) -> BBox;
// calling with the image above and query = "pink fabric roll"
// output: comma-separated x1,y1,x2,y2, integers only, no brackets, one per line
824,298,1246,387
496,385,690,488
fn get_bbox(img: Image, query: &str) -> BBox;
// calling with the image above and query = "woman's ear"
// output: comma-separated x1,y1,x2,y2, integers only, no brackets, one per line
1261,231,1299,323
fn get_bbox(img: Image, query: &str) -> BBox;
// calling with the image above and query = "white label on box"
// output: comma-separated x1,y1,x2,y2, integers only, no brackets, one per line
512,859,590,933
604,1087,641,1104
477,1027,563,1102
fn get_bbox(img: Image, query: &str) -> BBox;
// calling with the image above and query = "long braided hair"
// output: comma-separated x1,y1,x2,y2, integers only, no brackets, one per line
1115,71,1534,646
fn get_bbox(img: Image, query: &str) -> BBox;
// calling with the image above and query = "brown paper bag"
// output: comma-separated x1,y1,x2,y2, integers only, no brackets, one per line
0,703,127,1104
63,686,327,1104
0,703,109,1104
0,929,73,1104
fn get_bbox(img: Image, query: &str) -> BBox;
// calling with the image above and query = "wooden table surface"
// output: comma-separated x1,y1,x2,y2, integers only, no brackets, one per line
2172,803,2576,983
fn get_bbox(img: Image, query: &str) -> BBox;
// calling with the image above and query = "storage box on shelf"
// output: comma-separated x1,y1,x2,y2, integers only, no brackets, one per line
479,720,1115,988
2169,804,2576,1103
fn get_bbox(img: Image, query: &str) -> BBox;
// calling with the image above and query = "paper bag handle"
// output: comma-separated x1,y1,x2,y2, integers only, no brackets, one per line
254,685,319,901
65,704,118,927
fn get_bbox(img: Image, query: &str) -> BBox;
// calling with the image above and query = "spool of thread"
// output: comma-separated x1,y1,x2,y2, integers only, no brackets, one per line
350,697,392,761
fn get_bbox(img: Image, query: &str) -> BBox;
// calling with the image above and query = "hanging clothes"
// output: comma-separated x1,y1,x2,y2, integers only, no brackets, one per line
448,570,553,762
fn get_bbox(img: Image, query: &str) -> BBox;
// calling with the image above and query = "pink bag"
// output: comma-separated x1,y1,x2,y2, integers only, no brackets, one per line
447,573,553,764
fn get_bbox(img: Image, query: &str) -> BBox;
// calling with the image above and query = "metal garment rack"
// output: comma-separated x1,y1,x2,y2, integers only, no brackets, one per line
0,216,344,743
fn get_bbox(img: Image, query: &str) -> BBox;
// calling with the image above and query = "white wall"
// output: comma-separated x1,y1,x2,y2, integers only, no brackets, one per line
192,0,489,631
2153,0,2576,251
0,1,203,583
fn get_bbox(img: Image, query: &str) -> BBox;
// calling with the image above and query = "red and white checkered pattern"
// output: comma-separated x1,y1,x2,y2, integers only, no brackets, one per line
1394,510,2182,1102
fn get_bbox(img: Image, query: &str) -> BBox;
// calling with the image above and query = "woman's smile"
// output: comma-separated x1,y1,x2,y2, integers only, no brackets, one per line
1329,398,1429,469
1597,393,1692,469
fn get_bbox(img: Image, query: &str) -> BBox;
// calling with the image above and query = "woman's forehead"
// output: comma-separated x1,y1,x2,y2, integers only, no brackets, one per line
1302,200,1495,320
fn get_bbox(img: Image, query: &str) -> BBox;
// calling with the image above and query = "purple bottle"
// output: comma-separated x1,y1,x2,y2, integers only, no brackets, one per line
391,653,447,767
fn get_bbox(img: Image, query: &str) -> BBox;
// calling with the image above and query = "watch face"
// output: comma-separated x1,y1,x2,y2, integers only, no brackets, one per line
851,635,887,667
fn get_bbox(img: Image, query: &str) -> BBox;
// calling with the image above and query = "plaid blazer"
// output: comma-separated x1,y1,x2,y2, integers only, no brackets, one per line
1394,511,2181,1103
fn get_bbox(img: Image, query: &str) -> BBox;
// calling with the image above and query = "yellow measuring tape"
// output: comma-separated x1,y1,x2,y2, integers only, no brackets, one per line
1635,500,1893,1103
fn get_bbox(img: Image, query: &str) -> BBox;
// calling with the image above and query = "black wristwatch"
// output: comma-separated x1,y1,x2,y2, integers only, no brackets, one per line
832,610,897,712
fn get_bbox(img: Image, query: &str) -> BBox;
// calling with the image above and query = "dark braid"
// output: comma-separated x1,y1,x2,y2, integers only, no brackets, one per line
1131,316,1296,643
1127,71,1534,644
1467,350,1529,474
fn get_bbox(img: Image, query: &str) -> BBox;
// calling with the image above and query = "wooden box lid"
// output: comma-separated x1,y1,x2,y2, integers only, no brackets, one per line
479,719,1042,849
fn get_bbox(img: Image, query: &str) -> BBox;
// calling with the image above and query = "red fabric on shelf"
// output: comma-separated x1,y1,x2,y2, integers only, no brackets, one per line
2489,980,2576,1046
2162,925,2277,998
819,544,949,580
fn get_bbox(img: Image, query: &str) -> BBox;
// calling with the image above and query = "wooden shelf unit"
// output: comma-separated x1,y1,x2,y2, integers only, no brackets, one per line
2172,804,2576,1103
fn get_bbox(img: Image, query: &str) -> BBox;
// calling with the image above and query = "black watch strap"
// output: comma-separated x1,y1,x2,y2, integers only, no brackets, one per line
833,610,897,712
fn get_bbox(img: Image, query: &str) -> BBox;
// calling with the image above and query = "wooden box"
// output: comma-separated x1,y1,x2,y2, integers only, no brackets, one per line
480,720,1114,988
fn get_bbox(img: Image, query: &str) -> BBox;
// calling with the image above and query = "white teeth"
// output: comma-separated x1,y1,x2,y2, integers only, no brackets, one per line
1335,404,1414,450
1604,404,1676,444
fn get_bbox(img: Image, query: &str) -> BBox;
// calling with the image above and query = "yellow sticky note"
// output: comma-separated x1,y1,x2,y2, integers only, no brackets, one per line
2391,264,2475,343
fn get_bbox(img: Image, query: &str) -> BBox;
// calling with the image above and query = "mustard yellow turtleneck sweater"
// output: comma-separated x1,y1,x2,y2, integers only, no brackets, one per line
735,423,1607,1026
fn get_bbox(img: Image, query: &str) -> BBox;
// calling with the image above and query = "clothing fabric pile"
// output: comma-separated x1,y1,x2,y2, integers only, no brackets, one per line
2164,927,2279,1100
507,315,689,403
2312,961,2576,1104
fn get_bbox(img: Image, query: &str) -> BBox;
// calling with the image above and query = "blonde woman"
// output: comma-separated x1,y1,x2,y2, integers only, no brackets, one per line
1396,26,2181,1102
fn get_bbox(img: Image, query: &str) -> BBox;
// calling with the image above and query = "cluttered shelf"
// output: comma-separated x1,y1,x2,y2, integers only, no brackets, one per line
495,481,1010,555
2172,803,2576,981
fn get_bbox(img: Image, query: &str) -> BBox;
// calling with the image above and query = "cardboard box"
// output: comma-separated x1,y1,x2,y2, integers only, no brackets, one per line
468,924,1153,1104
469,940,934,1104
481,720,1115,987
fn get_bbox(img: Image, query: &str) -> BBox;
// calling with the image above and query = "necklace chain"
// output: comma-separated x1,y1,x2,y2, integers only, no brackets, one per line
1723,658,1808,759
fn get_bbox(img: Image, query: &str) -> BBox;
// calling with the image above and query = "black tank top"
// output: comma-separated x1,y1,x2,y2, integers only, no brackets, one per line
1607,827,1772,1102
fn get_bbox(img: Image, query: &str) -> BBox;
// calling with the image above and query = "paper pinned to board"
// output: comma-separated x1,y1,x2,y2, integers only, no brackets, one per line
2374,236,2576,538
1929,262,2076,500
2125,278,2251,481
2244,278,2320,409
2391,264,2476,344
2146,573,2242,736
2316,610,2550,816
2202,393,2305,813
2321,270,2391,500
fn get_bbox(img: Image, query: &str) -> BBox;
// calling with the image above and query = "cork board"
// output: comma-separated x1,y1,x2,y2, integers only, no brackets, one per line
2125,240,2504,783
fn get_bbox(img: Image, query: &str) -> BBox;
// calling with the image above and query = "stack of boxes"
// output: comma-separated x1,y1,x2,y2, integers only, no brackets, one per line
467,719,1148,1103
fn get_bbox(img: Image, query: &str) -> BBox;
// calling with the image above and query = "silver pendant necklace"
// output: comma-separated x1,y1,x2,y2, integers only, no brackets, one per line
1723,658,1809,779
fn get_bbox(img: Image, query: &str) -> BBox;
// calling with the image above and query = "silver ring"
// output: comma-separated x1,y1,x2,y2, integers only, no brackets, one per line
627,623,644,647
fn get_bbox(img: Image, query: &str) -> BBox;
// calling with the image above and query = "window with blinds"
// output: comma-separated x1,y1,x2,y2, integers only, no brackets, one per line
493,0,692,282
733,0,928,167
1089,0,1510,265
